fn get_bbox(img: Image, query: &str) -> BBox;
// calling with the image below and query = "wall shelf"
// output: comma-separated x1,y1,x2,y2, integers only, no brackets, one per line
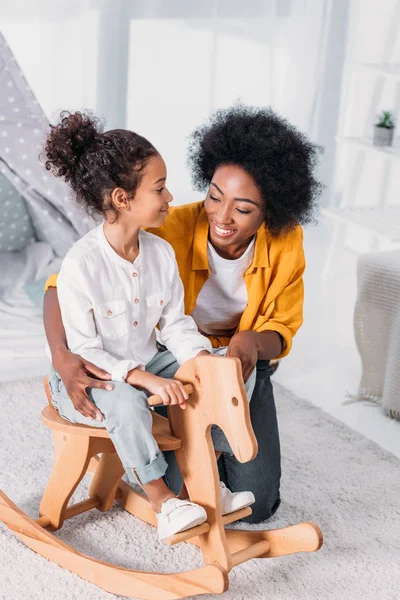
322,205,400,242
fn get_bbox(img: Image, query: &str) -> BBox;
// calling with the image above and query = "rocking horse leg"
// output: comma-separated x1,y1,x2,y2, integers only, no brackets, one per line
224,522,323,557
89,451,125,512
169,417,232,572
87,454,100,473
39,435,113,531
52,431,68,466
115,478,158,527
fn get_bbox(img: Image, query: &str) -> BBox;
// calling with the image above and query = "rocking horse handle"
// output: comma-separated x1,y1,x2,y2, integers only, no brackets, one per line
147,384,194,406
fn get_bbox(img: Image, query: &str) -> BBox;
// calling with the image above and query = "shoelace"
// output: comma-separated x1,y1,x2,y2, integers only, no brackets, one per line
160,499,195,517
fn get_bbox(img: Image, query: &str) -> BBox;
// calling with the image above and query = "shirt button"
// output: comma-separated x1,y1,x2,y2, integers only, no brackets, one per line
134,297,139,304
160,300,164,305
132,272,138,278
107,310,113,316
133,321,138,327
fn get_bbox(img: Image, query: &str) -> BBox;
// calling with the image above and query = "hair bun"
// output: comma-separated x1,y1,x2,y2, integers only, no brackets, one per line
44,111,102,182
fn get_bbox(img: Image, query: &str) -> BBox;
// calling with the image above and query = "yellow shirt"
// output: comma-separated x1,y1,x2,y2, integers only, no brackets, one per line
45,201,305,358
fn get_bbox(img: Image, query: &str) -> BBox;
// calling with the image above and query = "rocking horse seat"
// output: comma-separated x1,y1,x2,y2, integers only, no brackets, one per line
41,405,182,452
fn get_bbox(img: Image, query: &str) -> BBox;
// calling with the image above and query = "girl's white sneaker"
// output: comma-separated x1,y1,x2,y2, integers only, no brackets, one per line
219,481,255,515
156,498,207,540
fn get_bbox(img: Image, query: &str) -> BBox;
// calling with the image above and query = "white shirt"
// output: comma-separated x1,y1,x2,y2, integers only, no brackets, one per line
50,224,212,382
191,237,255,336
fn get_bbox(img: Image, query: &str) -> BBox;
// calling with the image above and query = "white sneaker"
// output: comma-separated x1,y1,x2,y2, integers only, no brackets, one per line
156,498,207,540
219,482,255,516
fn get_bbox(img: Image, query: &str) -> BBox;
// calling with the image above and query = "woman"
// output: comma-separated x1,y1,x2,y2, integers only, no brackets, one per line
44,105,321,523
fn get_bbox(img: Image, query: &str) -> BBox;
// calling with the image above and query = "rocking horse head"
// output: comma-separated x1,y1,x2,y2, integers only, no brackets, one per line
173,355,258,464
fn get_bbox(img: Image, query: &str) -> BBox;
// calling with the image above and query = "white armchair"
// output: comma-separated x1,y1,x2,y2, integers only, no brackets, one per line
354,249,400,420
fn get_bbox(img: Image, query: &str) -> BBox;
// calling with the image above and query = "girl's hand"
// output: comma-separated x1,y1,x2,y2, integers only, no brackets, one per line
196,350,211,357
148,375,190,410
53,350,112,421
126,371,189,409
226,331,259,383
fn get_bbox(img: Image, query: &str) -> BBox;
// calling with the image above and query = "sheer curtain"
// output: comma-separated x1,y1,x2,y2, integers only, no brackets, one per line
1,0,341,205
125,0,339,204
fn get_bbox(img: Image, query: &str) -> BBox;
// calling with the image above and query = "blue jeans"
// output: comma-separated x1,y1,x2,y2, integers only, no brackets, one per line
49,348,257,487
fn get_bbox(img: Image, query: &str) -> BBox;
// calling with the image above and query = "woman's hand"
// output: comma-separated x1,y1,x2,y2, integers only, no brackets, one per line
126,370,189,410
226,331,259,382
53,350,112,422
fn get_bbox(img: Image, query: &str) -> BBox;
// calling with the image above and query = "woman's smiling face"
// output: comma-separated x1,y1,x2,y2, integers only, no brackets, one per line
204,164,265,259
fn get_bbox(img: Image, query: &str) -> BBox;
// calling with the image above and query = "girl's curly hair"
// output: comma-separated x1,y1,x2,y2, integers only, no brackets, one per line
187,104,323,235
43,111,158,220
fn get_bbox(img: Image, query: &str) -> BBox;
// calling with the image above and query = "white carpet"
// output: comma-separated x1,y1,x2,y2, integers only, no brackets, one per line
0,377,399,600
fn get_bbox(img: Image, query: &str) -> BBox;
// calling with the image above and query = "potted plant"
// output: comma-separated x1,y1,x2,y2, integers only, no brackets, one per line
373,110,395,147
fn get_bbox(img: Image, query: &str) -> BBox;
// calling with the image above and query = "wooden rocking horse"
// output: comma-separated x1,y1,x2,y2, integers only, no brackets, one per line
0,355,323,599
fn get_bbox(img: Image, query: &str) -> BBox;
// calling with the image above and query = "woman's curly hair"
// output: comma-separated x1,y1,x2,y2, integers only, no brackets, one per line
43,111,157,220
187,104,323,235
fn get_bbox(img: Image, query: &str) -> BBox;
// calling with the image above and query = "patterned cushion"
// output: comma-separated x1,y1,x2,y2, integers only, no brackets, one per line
0,172,36,251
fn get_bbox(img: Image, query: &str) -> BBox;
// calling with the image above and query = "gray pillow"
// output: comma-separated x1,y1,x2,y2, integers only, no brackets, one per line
0,172,36,251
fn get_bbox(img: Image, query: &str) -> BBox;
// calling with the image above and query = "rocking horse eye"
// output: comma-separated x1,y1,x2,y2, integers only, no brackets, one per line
231,397,239,407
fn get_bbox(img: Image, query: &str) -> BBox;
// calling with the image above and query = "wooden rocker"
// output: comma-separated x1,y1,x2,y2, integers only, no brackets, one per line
0,355,323,599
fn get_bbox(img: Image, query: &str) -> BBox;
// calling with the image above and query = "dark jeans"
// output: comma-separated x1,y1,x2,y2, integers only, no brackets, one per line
155,359,281,523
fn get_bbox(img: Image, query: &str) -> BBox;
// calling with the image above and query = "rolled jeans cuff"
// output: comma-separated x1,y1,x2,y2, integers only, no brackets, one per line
126,452,168,485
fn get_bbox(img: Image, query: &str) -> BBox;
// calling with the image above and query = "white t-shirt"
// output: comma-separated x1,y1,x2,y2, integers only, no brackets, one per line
191,237,255,336
46,224,211,382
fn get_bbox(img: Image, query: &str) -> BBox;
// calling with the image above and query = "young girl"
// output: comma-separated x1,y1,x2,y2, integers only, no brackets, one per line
44,111,216,540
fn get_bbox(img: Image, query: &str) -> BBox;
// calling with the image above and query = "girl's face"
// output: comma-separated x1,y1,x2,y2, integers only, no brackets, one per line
112,153,173,228
131,153,173,227
204,164,265,258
